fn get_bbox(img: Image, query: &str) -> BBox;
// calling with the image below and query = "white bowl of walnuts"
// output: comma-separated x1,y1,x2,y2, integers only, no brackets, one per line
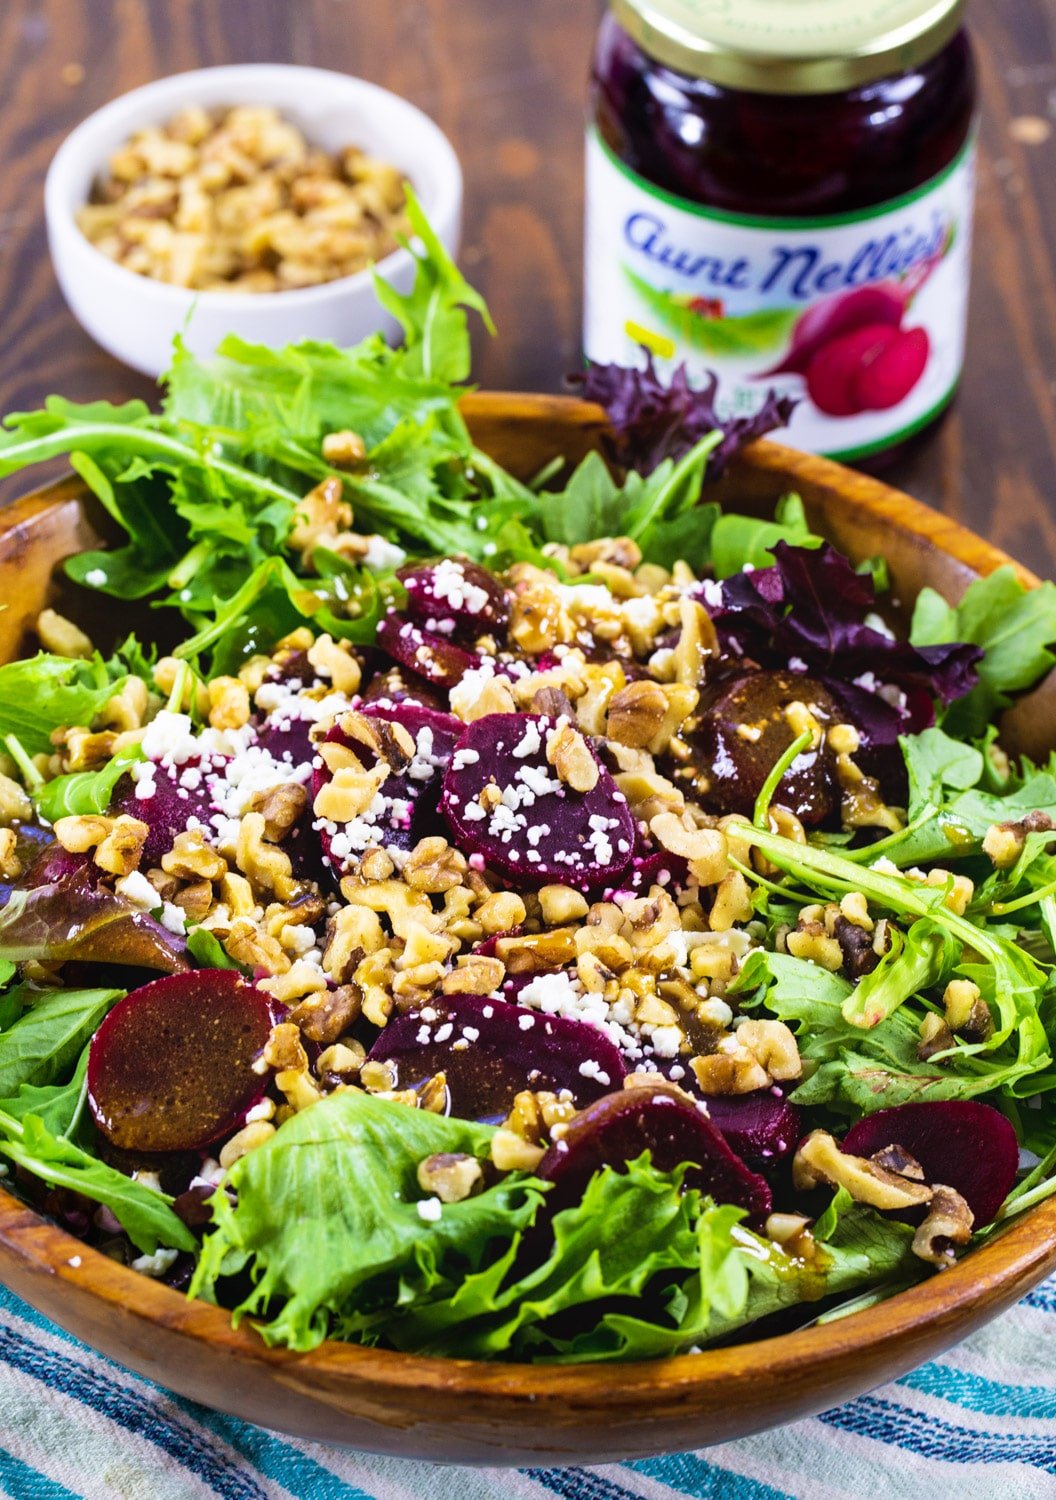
45,64,463,376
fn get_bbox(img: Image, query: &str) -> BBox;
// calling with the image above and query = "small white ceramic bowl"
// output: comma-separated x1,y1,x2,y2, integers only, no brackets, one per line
45,64,463,378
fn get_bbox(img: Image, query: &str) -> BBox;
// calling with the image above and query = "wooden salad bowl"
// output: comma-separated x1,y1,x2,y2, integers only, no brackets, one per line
0,392,1054,1465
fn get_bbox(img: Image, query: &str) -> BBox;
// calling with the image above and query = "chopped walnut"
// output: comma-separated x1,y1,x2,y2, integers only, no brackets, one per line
606,680,669,750
442,955,505,996
247,783,308,843
490,1127,545,1172
218,1120,276,1169
322,429,367,468
912,1184,974,1267
306,633,361,696
207,675,251,730
37,609,93,660
291,983,363,1045
416,1153,484,1204
161,828,227,882
403,836,468,894
793,1130,933,1211
649,813,727,885
0,829,22,880
546,721,599,793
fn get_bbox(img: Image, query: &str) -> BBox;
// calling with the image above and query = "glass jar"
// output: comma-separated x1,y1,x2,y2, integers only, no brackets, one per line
584,1,977,464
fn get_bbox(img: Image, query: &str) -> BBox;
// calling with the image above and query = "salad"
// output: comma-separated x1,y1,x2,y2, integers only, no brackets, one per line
0,197,1055,1364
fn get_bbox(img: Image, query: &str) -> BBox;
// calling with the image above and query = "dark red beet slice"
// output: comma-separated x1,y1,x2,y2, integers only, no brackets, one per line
254,712,315,771
696,1089,802,1168
538,1086,772,1218
376,610,479,690
311,701,461,874
841,1101,1019,1227
111,761,219,869
367,991,627,1123
441,713,635,889
398,559,509,633
361,665,448,711
688,671,840,825
605,850,688,900
87,969,282,1153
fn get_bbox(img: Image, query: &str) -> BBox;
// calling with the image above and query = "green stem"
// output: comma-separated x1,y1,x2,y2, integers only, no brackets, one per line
991,877,1056,916
837,804,935,865
3,735,43,791
754,729,812,828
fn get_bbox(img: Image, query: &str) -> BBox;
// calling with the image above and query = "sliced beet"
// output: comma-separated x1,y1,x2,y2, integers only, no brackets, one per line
87,969,282,1153
695,1089,802,1168
311,701,461,875
376,610,479,690
367,991,627,1123
111,760,219,868
361,664,448,711
688,670,840,825
538,1086,772,1218
841,1101,1019,1227
254,711,315,771
441,713,635,889
605,850,688,900
398,559,509,634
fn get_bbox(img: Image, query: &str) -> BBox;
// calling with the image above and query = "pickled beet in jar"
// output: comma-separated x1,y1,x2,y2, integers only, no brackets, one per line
585,0,977,464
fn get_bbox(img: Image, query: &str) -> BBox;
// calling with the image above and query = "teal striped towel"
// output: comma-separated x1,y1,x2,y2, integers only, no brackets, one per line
0,1279,1053,1499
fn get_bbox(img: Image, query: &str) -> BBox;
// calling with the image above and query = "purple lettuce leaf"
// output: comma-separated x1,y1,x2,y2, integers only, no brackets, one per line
708,542,981,728
569,352,796,477
0,864,189,973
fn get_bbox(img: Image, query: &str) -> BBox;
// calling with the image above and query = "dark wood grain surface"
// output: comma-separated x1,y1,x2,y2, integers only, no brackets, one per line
0,0,1054,571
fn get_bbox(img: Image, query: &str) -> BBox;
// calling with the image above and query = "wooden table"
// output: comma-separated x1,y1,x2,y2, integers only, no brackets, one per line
1,0,1055,573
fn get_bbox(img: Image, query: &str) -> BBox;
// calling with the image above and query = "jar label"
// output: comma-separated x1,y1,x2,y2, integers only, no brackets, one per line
583,129,975,461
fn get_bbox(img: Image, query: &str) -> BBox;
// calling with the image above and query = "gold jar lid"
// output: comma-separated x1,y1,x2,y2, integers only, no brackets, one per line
610,0,966,94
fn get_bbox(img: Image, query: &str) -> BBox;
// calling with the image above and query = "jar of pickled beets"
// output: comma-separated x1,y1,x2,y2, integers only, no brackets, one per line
585,0,977,463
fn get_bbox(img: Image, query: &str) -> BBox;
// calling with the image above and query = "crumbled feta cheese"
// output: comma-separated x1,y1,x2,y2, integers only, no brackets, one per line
417,1196,443,1223
130,1247,179,1278
363,534,408,571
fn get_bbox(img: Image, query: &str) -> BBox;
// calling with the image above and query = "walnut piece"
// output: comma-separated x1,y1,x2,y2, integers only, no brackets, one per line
416,1152,484,1204
546,721,599,793
912,1183,974,1267
792,1130,933,1211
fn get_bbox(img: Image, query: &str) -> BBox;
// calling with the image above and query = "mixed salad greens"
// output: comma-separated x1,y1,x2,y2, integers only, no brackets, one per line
0,195,1054,1363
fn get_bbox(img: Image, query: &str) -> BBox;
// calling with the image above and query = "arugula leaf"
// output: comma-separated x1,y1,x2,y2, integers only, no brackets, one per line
373,187,494,383
0,986,122,1098
911,567,1056,736
34,744,145,824
0,1110,193,1254
882,728,1056,867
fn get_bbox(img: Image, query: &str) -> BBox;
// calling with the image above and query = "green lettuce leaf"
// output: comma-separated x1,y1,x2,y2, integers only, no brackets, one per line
911,567,1056,736
0,985,122,1098
34,743,145,824
0,1110,193,1254
0,652,141,757
191,1091,542,1351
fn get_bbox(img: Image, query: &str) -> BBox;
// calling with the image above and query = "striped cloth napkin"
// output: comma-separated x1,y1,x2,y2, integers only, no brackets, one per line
0,1278,1053,1500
